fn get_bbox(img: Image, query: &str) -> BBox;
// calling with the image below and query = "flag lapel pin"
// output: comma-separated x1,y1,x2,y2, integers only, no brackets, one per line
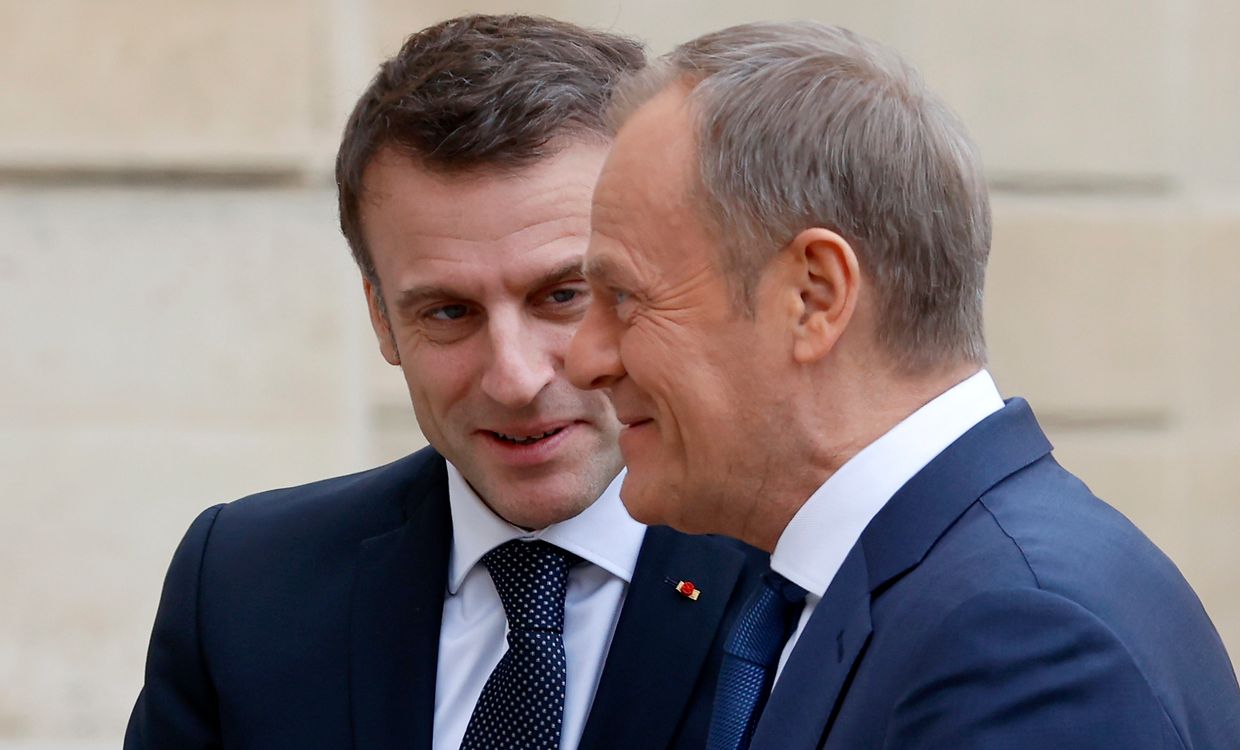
667,577,701,601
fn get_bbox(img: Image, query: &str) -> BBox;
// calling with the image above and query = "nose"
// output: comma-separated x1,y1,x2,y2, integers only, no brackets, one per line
480,313,556,408
567,299,626,391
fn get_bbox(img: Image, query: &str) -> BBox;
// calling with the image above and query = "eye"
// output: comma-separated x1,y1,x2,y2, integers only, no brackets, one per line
606,287,633,308
610,288,641,325
549,288,581,304
538,283,591,315
427,303,470,321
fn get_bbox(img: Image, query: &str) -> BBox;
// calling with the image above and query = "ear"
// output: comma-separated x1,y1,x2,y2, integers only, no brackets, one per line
363,277,401,366
785,228,860,364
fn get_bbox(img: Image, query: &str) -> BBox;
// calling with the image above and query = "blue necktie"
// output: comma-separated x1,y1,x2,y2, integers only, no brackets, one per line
706,570,808,750
460,539,579,750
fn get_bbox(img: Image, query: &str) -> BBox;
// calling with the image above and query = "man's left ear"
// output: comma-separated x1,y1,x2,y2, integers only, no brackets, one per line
781,228,860,364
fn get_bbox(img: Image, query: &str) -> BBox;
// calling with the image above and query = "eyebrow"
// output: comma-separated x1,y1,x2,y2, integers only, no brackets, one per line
391,259,587,315
582,253,629,287
530,259,590,292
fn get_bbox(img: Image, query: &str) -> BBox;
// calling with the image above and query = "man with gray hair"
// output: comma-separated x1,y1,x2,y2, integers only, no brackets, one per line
568,20,1240,749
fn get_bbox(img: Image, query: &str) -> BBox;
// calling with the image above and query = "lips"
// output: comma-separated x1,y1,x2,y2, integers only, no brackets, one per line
616,415,654,458
476,421,582,468
488,426,567,445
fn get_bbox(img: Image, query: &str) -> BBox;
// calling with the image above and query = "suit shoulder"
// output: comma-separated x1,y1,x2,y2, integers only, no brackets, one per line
978,455,1193,600
222,446,441,521
887,586,1184,749
201,446,445,566
964,456,1240,745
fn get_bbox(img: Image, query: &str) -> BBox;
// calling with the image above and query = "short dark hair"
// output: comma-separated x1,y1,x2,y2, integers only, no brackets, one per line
335,14,645,285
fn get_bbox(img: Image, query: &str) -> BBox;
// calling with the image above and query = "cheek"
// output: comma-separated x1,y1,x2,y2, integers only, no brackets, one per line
656,366,749,482
621,323,698,396
586,390,620,429
545,319,578,356
400,343,478,420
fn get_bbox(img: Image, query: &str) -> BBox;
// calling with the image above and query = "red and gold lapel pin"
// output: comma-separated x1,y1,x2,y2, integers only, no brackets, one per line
666,576,701,601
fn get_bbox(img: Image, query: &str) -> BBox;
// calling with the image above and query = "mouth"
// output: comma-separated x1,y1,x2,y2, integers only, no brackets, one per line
486,425,569,446
616,418,654,457
477,422,580,468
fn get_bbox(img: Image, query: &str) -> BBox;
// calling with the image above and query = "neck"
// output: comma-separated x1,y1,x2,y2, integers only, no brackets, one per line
736,360,982,552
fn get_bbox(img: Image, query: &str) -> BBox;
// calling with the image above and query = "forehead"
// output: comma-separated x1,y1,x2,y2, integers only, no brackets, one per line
362,143,606,244
359,143,609,286
589,86,711,279
594,85,696,220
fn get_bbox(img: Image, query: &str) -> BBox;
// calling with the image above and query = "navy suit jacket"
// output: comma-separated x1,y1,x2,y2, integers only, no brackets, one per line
126,447,764,749
751,399,1240,750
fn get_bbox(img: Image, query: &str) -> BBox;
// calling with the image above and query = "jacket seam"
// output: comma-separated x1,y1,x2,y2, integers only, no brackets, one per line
975,496,1188,750
977,496,1043,590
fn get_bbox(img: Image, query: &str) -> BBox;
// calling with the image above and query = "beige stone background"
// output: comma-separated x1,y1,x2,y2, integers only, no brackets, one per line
1,0,1237,746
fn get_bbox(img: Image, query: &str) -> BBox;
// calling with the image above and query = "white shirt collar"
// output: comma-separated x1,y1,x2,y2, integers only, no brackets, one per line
445,464,645,594
771,369,1005,597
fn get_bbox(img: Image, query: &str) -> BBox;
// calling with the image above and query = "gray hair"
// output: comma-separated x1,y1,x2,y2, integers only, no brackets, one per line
611,21,990,374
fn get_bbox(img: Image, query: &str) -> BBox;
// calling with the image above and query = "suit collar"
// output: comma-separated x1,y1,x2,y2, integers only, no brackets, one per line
578,527,752,750
772,369,1003,597
751,398,1052,749
859,397,1052,591
350,451,451,750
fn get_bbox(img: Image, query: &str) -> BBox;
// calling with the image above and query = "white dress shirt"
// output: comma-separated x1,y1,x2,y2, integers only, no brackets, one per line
770,369,1005,681
432,465,646,750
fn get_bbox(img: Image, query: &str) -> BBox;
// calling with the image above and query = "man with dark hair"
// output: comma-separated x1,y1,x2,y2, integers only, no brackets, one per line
126,15,761,750
568,20,1240,750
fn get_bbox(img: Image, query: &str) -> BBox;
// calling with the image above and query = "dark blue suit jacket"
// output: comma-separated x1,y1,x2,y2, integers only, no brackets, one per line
126,447,764,749
751,399,1240,750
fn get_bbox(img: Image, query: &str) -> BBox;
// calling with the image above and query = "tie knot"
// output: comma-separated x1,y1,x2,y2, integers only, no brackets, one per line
724,570,807,667
766,570,808,606
481,539,579,633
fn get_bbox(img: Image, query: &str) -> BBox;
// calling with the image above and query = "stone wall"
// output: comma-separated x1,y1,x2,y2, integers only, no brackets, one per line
2,0,1237,743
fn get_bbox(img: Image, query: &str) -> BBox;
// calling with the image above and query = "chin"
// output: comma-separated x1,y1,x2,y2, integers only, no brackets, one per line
624,474,731,538
495,489,594,530
618,473,676,529
473,450,622,529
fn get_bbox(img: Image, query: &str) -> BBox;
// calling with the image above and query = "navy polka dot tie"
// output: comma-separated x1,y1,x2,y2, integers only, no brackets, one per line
705,570,808,750
460,540,579,750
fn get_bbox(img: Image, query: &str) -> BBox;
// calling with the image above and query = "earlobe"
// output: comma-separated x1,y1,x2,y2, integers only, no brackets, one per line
787,228,860,364
363,277,402,366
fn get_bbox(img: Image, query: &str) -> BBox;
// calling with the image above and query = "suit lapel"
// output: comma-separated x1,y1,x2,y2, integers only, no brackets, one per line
578,527,750,750
754,399,1054,749
859,398,1052,589
749,546,872,750
350,457,451,750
